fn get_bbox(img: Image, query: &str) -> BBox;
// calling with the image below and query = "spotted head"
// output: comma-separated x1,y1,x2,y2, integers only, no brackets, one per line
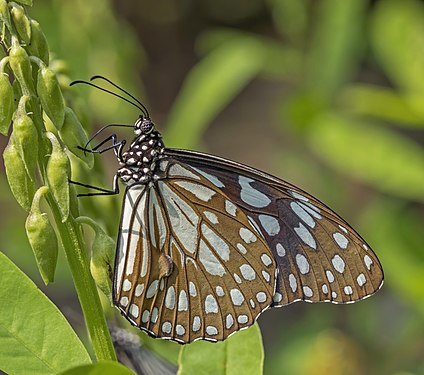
117,116,165,185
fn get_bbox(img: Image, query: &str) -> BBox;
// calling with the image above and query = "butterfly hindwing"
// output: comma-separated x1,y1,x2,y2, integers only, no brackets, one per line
164,149,384,306
113,159,276,343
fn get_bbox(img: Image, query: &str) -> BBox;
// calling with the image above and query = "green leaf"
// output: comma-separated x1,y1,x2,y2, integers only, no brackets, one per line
178,323,264,375
308,112,424,202
371,0,424,97
0,251,91,375
305,0,367,98
165,35,264,149
59,362,135,375
339,84,424,127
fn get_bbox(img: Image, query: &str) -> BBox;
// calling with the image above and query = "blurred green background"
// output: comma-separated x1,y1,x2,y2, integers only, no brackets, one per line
1,0,424,374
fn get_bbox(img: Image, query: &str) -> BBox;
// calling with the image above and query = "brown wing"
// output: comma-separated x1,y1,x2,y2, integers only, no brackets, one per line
113,159,276,344
164,149,384,306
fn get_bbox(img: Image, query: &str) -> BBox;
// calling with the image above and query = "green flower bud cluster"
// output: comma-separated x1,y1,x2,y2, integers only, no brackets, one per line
0,1,93,285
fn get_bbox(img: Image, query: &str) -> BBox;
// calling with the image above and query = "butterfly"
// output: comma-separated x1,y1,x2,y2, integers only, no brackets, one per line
71,76,384,344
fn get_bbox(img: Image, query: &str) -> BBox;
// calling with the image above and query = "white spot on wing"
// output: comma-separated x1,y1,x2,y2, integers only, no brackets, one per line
239,227,257,243
344,286,353,295
322,284,328,294
332,255,345,273
150,307,158,323
261,253,273,267
205,294,219,314
159,182,199,254
238,315,248,324
240,264,256,281
178,290,188,311
289,274,297,292
120,296,129,307
193,316,201,332
273,292,283,303
176,324,185,336
225,200,237,216
168,163,200,179
216,286,225,296
258,214,280,236
123,279,132,292
230,289,244,306
226,314,234,329
290,190,309,201
357,273,366,287
295,254,310,274
256,292,267,303
165,286,176,309
189,281,197,297
237,243,247,254
290,201,316,228
135,284,144,296
206,326,218,335
204,211,219,224
199,239,226,276
146,280,159,298
276,243,286,257
364,255,373,270
303,286,313,298
239,176,271,208
175,180,216,202
162,321,172,334
192,167,224,187
294,223,316,249
333,232,349,249
201,224,230,261
326,270,335,283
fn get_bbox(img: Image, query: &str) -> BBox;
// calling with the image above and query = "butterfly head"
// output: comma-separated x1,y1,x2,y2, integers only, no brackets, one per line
117,117,165,185
134,116,155,136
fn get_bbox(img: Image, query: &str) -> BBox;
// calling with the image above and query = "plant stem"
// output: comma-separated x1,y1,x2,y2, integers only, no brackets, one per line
30,94,116,361
48,198,117,362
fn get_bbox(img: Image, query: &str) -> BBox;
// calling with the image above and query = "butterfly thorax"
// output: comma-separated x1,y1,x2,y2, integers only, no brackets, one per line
117,119,165,185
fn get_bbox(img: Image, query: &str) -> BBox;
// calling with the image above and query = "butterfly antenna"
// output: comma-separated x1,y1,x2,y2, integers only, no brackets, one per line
90,75,150,119
84,123,134,149
70,80,148,116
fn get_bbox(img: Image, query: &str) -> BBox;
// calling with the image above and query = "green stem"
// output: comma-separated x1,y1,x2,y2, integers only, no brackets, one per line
30,95,117,361
49,201,117,362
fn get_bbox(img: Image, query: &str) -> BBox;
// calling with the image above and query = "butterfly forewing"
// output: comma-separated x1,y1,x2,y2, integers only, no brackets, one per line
113,159,276,343
164,149,384,307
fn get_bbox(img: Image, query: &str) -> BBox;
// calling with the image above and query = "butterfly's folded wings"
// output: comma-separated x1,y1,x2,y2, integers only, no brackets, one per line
113,149,384,344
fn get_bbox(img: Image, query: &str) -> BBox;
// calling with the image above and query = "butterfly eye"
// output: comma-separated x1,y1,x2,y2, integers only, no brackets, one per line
135,117,154,135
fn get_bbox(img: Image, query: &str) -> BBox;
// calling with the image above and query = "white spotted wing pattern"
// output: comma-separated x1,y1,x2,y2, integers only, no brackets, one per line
164,149,384,306
114,159,276,343
113,149,383,344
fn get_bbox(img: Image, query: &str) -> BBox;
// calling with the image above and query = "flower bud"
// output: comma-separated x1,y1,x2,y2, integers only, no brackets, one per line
77,216,114,300
28,19,49,65
9,38,34,95
0,0,11,31
12,96,38,180
37,65,65,129
3,137,34,211
10,4,31,44
0,73,14,135
25,186,58,285
59,107,94,168
46,132,70,222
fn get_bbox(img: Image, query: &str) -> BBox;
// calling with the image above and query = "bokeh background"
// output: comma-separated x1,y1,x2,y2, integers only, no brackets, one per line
1,0,424,374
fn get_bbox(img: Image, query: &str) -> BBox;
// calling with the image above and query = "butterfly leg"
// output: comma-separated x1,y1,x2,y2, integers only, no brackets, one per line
78,134,126,160
69,174,120,197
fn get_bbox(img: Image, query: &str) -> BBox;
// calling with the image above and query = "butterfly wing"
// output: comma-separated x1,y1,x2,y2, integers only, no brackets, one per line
164,148,384,306
113,159,276,343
